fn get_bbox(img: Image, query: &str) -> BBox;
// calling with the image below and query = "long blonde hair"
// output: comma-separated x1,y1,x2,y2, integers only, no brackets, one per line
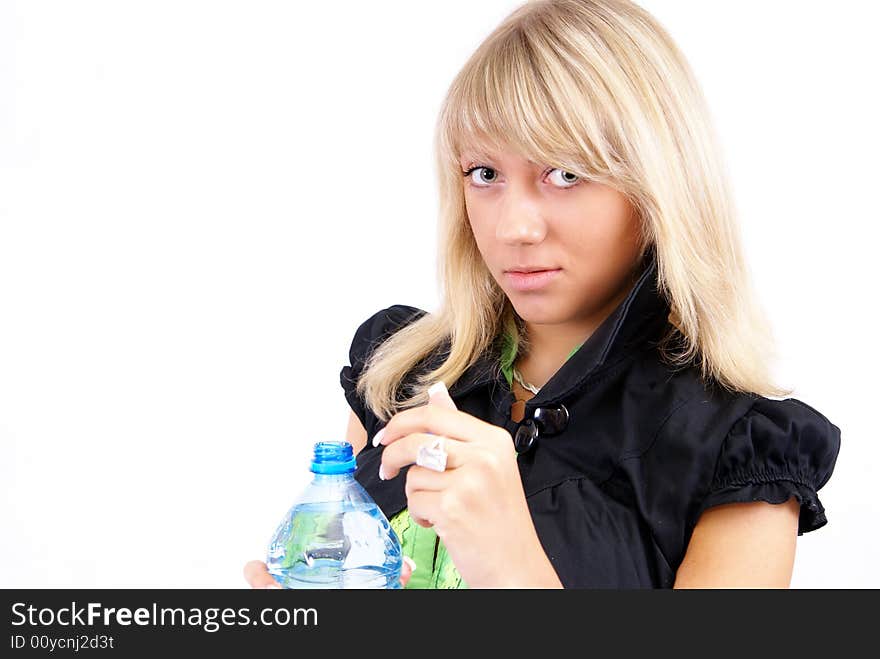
357,0,792,423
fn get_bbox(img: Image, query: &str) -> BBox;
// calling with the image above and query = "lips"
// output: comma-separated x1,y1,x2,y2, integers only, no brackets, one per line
504,268,562,291
505,267,558,273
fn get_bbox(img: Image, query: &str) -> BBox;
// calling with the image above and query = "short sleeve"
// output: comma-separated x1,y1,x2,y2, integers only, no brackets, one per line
339,304,428,435
695,397,842,535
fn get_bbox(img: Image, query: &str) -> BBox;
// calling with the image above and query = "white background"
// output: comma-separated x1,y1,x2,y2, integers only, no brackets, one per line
1,1,876,588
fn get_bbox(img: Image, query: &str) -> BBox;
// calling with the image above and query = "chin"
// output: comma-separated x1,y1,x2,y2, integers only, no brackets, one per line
507,297,567,324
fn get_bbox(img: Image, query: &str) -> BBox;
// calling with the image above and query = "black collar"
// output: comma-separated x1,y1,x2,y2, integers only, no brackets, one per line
447,247,671,408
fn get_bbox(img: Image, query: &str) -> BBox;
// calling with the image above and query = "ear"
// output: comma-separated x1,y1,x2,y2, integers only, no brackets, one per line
427,381,458,411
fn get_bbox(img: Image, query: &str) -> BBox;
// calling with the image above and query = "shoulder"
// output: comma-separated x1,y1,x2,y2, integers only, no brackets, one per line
629,360,842,498
671,397,841,586
343,304,429,368
713,397,841,487
623,383,841,568
338,304,429,433
696,396,842,532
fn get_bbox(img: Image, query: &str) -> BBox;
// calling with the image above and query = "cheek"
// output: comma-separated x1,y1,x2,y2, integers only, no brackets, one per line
464,198,492,245
566,216,632,250
562,192,639,247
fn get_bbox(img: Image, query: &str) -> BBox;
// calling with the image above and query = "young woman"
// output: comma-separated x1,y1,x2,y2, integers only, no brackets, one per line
245,0,840,589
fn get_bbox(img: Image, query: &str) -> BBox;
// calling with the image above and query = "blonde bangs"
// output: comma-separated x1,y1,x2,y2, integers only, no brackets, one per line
437,17,620,188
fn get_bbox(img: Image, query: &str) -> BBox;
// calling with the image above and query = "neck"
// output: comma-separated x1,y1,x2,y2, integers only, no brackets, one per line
515,273,639,389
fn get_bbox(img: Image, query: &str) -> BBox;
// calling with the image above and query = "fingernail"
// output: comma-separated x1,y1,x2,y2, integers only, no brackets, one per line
403,556,417,573
372,427,386,447
427,381,448,398
378,464,386,480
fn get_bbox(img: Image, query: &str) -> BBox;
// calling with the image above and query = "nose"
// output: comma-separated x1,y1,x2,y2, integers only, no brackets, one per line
495,185,548,245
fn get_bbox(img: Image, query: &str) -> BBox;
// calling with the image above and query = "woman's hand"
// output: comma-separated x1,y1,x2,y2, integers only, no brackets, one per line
242,557,416,589
374,382,562,588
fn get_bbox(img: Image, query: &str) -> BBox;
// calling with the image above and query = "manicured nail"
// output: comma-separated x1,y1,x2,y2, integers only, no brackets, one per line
403,556,417,573
378,464,386,480
372,427,386,447
427,381,448,398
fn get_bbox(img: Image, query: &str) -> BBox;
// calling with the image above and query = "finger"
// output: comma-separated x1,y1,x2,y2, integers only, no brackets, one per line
405,463,456,495
427,381,458,410
400,556,416,587
380,433,472,480
407,489,445,533
410,512,434,528
373,404,498,448
243,560,281,589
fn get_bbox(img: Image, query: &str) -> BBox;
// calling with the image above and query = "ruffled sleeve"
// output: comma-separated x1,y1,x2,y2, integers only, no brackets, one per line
694,397,842,535
339,304,427,436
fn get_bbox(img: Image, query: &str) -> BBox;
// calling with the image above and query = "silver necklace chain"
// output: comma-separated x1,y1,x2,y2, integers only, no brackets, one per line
512,366,541,394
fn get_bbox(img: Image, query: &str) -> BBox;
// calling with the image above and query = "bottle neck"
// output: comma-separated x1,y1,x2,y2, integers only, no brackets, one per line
311,471,354,483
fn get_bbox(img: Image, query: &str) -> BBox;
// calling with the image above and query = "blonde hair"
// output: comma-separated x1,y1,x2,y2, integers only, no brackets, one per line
357,0,792,423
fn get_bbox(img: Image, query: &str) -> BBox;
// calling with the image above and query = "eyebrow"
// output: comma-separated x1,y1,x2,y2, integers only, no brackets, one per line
459,154,543,169
459,152,493,163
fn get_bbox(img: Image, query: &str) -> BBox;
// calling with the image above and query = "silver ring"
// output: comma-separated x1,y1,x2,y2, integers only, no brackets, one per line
416,435,448,472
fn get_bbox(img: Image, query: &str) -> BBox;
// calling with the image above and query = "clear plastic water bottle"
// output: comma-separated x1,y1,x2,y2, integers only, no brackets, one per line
266,440,403,589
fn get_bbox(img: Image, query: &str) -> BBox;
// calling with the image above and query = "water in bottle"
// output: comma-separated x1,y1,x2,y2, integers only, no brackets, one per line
266,440,402,589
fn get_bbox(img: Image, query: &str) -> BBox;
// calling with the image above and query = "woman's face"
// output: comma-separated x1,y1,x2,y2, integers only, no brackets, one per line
461,146,643,328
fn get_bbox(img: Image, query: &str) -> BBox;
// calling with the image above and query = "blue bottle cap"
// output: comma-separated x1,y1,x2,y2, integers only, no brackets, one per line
310,441,357,474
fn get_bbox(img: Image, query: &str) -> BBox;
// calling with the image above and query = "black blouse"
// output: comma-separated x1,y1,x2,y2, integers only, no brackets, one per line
339,257,842,588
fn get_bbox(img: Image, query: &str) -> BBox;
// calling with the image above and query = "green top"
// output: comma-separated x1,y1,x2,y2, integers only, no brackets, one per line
389,328,584,588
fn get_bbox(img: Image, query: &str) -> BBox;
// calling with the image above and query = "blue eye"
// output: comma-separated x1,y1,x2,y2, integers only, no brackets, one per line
548,169,580,187
461,166,580,189
462,166,498,186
